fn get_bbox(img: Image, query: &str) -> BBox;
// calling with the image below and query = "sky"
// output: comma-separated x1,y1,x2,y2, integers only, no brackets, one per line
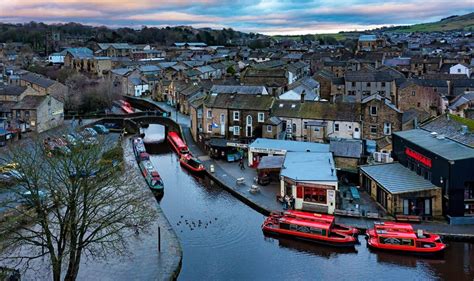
1,0,473,35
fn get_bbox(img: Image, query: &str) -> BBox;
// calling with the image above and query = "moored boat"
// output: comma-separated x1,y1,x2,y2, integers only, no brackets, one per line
366,222,446,255
283,210,359,235
167,131,189,156
139,159,164,192
179,154,205,174
262,213,357,247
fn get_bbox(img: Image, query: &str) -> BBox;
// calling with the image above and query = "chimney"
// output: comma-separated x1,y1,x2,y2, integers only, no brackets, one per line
301,90,306,103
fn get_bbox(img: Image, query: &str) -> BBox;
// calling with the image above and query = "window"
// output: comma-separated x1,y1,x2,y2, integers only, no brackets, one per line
370,106,377,116
380,91,385,96
458,68,461,73
367,82,371,87
383,122,391,135
233,111,240,121
207,124,212,132
266,125,272,133
348,90,356,96
303,187,327,204
370,125,377,134
351,82,356,87
304,122,308,130
417,102,421,107
465,182,474,200
314,127,320,132
258,112,265,122
334,123,339,132
381,82,386,87
233,126,240,136
24,111,30,117
412,90,416,96
207,110,212,118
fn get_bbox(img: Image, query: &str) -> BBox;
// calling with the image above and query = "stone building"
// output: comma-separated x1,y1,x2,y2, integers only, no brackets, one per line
11,95,64,133
361,94,402,141
397,79,442,116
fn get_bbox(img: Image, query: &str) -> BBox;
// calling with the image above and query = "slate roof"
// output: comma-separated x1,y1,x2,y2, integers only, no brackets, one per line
361,94,402,113
345,70,395,82
0,85,27,96
449,92,474,111
249,138,329,153
360,163,438,194
329,138,363,158
271,100,360,121
281,152,337,182
399,78,448,89
65,47,93,59
393,129,474,160
257,156,285,170
20,73,55,88
196,65,215,74
210,85,267,95
421,115,474,148
12,95,47,109
205,93,274,111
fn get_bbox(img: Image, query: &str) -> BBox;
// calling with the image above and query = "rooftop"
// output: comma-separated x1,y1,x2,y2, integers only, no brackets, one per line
281,152,337,182
393,129,474,160
249,138,329,153
360,163,439,194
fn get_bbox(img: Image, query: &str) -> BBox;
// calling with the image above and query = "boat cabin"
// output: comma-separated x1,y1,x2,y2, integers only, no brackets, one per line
168,132,189,155
278,217,331,237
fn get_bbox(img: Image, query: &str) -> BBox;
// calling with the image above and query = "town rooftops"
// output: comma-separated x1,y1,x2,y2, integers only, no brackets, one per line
174,42,207,47
205,93,274,110
359,34,377,42
12,95,47,109
360,163,439,194
0,85,27,96
421,115,474,148
20,72,56,88
65,47,93,59
249,138,329,153
393,129,474,160
271,100,360,121
345,70,395,82
281,152,337,182
329,138,363,158
210,85,268,95
361,94,402,113
449,92,474,111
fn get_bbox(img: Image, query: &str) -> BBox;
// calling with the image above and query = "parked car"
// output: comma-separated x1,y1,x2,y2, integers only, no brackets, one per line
93,124,109,134
83,128,98,138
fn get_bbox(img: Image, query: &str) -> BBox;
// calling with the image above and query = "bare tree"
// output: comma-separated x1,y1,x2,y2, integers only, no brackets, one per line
0,135,155,280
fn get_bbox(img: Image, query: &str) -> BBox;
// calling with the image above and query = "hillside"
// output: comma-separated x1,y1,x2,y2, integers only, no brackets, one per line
0,22,263,52
384,12,474,32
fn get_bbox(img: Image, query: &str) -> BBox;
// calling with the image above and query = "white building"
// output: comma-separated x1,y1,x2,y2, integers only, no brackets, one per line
450,63,471,78
280,152,338,214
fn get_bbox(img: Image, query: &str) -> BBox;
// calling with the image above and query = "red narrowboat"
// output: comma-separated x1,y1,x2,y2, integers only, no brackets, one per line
180,154,205,173
283,210,359,236
167,132,189,156
262,213,357,247
366,222,446,255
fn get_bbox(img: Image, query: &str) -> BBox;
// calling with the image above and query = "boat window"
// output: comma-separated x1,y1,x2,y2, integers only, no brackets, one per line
379,237,414,246
290,224,311,233
280,223,290,230
310,228,326,236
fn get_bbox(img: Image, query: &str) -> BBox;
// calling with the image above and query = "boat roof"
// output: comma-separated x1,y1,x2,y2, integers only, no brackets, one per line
285,210,335,223
374,221,414,231
280,217,331,230
375,229,417,239
168,131,188,148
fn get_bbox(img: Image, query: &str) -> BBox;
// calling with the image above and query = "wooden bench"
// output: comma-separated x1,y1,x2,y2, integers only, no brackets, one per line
236,177,245,185
395,215,422,223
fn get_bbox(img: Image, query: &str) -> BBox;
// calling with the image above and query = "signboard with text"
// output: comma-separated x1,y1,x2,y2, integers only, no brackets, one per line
405,147,432,168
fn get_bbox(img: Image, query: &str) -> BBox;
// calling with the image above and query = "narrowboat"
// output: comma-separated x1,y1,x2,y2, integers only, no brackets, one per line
283,210,359,235
167,132,189,156
366,222,446,255
262,213,357,247
139,159,164,192
132,137,147,159
180,154,205,174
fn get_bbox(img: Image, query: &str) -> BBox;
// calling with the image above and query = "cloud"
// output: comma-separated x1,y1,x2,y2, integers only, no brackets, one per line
1,0,473,34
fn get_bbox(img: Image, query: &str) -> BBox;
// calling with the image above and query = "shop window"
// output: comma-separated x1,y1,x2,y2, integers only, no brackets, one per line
465,203,474,216
303,187,327,204
465,182,474,200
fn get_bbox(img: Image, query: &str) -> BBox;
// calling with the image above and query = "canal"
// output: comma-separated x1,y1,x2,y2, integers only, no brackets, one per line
150,145,474,281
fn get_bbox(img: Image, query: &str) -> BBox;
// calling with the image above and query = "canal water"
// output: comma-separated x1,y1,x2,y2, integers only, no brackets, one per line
150,146,474,281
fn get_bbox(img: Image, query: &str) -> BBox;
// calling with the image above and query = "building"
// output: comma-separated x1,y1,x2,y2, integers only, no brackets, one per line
449,63,471,78
271,100,361,142
247,138,329,166
360,163,442,218
397,79,442,117
392,129,474,223
357,35,386,51
344,70,398,103
11,95,64,133
280,151,338,214
448,92,474,118
361,94,402,142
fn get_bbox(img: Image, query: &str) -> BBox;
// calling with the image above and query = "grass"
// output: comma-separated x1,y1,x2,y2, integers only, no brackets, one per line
449,114,474,131
389,13,474,33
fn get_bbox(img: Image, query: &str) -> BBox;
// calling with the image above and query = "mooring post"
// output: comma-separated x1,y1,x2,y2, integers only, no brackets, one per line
158,226,161,252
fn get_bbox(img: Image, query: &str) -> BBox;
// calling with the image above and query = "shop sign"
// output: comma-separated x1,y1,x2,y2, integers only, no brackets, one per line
405,147,432,168
227,142,248,148
250,147,285,154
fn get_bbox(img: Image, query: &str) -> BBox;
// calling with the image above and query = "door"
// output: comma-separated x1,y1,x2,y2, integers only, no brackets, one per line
246,115,252,137
220,114,225,136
